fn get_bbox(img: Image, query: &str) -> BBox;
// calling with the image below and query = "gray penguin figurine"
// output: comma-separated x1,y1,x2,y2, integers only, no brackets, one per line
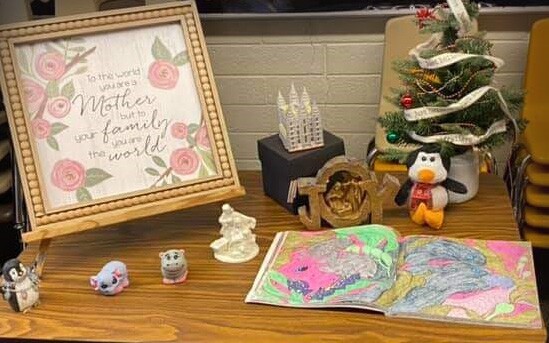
1,258,40,313
159,249,188,284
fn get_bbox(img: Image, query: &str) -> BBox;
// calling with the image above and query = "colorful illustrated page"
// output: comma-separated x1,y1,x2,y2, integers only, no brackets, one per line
380,236,542,328
247,225,400,308
15,23,217,210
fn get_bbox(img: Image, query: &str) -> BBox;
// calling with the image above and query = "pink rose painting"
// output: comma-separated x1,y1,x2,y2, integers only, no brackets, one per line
146,119,216,188
51,159,86,191
35,52,66,81
51,159,112,202
22,78,45,113
47,96,71,118
171,122,188,139
18,39,95,151
148,61,179,90
147,37,188,90
170,148,199,175
31,118,51,139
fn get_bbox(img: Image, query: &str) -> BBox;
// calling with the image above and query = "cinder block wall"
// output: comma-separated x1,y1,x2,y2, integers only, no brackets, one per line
202,12,548,171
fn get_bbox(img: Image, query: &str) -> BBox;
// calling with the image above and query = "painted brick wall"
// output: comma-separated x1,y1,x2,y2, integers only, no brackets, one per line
202,12,548,172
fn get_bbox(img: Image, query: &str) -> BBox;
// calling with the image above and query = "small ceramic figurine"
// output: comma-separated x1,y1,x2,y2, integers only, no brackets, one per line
159,249,188,284
395,145,467,229
277,83,324,152
90,261,129,296
1,258,40,313
210,203,259,263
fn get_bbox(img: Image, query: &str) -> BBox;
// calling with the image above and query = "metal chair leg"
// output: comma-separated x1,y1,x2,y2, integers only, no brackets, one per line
512,154,531,220
366,147,379,169
365,138,379,169
504,143,524,197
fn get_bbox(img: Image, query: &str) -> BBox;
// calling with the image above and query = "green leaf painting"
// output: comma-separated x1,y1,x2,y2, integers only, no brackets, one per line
198,148,216,173
46,81,60,98
76,187,92,202
61,81,75,100
145,167,160,176
152,155,167,168
69,37,86,44
172,174,181,184
152,37,172,61
172,51,189,66
74,66,88,75
46,136,59,150
187,135,196,147
198,165,208,178
85,168,112,188
188,123,199,134
69,46,86,52
17,50,29,73
45,43,62,54
50,122,68,135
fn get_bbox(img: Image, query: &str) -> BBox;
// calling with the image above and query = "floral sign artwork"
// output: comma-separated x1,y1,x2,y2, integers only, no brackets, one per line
14,23,218,210
19,37,94,151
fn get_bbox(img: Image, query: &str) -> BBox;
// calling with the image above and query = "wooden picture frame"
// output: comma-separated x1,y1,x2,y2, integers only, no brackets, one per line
0,1,244,245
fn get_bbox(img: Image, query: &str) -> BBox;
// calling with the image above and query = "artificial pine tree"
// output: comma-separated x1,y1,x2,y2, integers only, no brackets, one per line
379,0,524,162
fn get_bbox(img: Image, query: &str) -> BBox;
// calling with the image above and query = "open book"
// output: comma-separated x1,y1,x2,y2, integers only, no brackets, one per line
246,225,542,328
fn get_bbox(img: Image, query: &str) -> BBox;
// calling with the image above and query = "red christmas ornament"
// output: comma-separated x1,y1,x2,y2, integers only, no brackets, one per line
400,94,413,109
416,8,435,29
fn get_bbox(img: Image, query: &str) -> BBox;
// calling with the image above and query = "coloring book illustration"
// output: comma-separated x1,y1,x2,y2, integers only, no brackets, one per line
246,225,542,329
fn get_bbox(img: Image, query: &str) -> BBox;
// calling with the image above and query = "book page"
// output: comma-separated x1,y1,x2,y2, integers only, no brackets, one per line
246,225,400,311
381,235,542,328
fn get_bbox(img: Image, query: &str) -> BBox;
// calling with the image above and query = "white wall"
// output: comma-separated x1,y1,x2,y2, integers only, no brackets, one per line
202,12,548,172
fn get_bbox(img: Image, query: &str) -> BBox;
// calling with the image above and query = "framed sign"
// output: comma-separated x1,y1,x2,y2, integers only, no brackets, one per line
0,1,244,243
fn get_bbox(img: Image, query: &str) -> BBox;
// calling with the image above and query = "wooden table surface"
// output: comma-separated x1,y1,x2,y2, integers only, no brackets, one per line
0,171,545,343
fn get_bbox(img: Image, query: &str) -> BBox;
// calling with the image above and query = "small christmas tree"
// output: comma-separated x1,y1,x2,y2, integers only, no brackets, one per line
379,0,524,162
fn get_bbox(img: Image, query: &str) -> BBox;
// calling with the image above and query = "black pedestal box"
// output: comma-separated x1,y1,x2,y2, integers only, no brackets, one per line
257,131,345,214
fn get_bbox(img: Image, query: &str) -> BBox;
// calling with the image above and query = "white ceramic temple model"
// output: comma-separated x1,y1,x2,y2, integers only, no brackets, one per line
210,204,259,263
277,84,324,152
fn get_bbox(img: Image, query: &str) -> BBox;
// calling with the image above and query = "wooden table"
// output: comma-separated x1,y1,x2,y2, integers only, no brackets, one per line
0,171,545,342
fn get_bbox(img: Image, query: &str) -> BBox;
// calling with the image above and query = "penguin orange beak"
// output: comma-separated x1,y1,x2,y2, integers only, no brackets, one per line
418,169,435,183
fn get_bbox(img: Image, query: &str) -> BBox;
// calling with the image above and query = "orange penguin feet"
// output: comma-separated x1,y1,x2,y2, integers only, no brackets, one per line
425,209,444,230
410,203,427,225
410,203,444,229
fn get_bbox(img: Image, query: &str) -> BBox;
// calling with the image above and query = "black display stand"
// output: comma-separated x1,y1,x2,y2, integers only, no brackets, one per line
257,131,345,214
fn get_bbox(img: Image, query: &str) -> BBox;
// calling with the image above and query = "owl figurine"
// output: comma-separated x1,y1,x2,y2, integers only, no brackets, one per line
1,258,40,313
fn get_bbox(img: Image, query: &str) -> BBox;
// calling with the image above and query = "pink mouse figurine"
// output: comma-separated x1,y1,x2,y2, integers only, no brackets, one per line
89,261,129,296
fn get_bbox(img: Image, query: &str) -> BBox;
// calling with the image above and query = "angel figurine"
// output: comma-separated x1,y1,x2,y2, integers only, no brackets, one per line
210,204,259,263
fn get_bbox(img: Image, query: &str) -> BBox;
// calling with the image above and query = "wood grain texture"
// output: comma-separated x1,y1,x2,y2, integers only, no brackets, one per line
0,171,545,343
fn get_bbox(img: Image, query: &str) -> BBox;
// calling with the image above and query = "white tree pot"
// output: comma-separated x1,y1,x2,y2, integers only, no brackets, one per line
448,149,479,204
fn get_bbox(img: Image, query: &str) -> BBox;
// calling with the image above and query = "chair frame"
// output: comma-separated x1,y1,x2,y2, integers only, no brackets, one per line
504,143,532,234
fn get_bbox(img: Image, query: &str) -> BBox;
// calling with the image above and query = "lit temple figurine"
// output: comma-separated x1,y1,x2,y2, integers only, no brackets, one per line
210,204,259,263
277,84,324,152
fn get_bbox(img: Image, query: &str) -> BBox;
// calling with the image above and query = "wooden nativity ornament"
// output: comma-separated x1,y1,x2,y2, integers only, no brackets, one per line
297,156,400,230
0,2,243,275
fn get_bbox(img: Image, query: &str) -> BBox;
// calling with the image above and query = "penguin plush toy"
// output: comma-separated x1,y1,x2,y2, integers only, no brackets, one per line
395,145,467,229
1,258,40,313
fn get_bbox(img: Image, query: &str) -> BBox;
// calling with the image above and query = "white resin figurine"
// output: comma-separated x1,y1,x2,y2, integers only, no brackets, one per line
277,84,324,152
210,204,259,263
